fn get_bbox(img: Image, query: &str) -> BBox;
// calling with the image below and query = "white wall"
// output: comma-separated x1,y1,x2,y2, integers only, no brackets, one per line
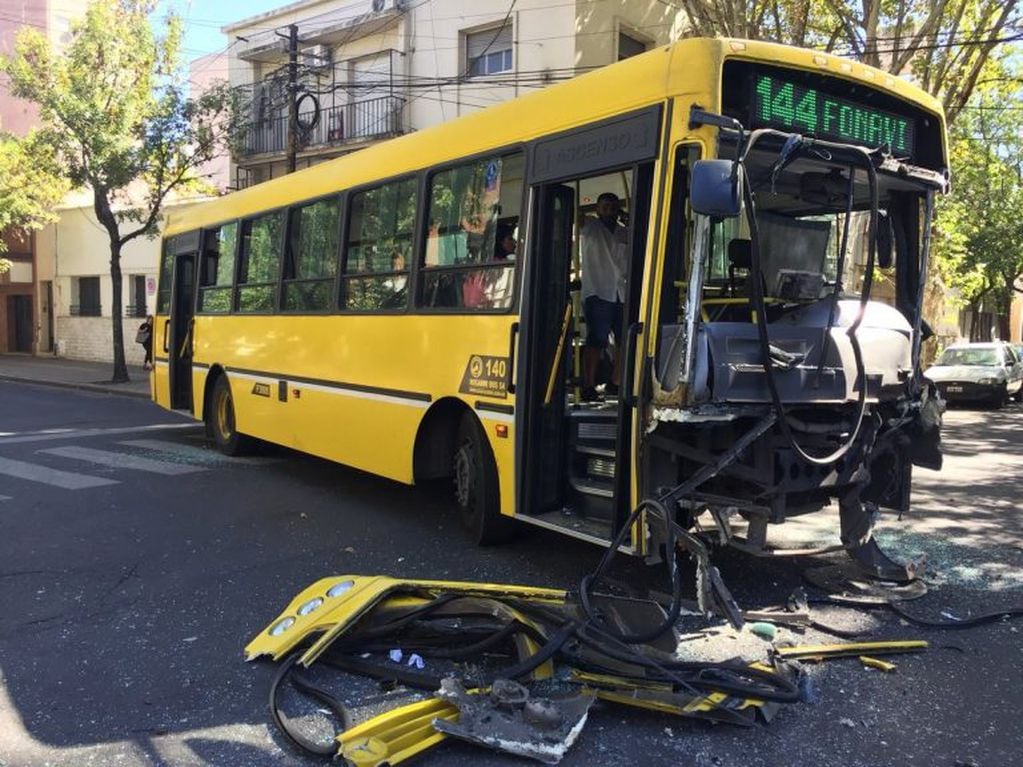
42,197,210,362
222,0,684,183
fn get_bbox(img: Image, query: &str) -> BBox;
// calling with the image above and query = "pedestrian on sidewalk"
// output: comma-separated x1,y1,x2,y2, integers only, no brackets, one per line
136,315,154,370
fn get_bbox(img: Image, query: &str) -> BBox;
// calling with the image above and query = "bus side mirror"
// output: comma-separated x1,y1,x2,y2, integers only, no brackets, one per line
691,160,743,218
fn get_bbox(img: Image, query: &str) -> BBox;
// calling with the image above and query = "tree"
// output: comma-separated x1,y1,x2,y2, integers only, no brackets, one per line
678,0,1020,124
1,0,241,382
0,133,68,272
933,74,1023,340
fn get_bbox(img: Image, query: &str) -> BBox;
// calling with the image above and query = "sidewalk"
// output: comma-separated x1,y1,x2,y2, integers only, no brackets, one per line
0,355,152,399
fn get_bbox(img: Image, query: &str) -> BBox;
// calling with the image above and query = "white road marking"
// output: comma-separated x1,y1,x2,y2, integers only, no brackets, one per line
39,446,207,476
0,422,200,447
118,439,277,465
0,495,10,501
0,456,119,490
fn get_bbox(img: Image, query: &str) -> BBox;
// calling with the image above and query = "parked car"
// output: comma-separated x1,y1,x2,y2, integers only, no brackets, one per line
924,341,1023,407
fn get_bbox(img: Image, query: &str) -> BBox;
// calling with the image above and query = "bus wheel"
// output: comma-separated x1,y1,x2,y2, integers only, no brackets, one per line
453,414,514,546
207,376,253,456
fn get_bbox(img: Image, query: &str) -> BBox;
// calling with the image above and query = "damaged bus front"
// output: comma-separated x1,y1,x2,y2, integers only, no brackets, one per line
646,60,948,579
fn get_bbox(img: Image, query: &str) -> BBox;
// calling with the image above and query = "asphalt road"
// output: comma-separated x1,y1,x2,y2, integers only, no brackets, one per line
0,382,1020,767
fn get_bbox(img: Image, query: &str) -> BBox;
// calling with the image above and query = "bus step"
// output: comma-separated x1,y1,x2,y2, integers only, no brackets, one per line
570,476,613,499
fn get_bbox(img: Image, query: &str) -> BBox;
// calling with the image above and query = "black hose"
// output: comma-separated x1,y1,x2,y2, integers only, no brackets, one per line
740,131,877,466
269,652,351,757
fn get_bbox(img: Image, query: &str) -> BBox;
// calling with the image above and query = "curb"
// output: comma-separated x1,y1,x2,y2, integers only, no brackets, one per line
0,375,152,400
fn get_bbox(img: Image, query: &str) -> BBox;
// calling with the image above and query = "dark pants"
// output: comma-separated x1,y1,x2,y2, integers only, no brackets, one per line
584,296,623,349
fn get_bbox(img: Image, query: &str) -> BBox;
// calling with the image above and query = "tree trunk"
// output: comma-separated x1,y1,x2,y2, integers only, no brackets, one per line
92,188,129,383
110,240,128,383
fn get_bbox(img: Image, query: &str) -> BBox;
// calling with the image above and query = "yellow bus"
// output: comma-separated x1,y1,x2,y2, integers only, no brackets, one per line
154,38,947,576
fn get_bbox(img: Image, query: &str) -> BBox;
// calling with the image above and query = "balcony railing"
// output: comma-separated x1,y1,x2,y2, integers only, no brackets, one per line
240,95,406,158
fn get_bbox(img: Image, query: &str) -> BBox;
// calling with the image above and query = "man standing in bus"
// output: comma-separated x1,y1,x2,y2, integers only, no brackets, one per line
581,192,628,401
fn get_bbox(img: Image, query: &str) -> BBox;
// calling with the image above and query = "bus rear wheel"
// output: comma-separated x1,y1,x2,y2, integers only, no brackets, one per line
453,414,514,546
207,375,254,456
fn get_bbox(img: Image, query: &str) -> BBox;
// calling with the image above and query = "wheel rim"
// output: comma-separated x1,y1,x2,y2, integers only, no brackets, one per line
215,387,234,440
454,443,474,509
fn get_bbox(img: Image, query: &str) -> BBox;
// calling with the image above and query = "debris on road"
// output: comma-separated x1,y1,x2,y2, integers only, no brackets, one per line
859,656,897,673
774,639,928,661
247,574,801,763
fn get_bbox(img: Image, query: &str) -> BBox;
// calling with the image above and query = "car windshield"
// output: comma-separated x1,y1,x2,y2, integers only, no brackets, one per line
936,348,999,366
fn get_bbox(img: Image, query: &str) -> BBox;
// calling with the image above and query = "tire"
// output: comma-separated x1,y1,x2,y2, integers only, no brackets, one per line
989,388,1007,409
1014,385,1023,403
206,375,255,456
453,413,514,546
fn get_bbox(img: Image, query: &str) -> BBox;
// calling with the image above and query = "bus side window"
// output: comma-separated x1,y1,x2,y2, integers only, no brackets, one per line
341,178,418,312
198,222,238,314
282,197,341,313
419,152,523,311
236,211,285,313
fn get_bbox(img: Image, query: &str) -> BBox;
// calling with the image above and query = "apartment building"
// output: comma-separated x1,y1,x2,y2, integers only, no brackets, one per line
0,0,89,354
223,0,685,187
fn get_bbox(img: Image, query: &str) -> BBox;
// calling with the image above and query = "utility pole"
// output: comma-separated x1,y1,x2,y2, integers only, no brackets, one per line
287,24,299,174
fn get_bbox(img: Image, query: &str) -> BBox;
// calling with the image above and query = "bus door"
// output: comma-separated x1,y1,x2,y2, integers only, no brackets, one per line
519,162,655,546
166,231,199,412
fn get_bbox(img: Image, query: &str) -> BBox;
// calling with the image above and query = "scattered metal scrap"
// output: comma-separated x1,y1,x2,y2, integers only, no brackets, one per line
434,678,595,765
774,639,929,661
247,573,801,764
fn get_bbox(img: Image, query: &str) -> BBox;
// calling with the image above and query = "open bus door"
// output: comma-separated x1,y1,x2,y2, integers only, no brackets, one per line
155,230,199,413
518,162,654,550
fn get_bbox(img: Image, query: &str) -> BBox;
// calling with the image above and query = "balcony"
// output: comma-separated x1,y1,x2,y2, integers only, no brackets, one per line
238,95,406,159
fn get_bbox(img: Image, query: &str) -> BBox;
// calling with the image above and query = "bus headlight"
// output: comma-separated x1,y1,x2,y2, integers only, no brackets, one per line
297,597,323,616
327,580,355,598
269,616,295,636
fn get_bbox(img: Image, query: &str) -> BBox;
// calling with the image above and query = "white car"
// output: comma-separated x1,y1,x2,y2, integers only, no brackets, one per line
924,342,1023,407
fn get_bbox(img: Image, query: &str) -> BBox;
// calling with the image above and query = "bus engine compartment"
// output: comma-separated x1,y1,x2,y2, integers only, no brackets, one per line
644,119,947,579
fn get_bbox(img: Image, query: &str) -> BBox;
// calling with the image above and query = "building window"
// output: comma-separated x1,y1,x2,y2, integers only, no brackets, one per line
127,275,148,317
466,24,513,76
618,31,648,61
73,276,101,317
341,178,417,312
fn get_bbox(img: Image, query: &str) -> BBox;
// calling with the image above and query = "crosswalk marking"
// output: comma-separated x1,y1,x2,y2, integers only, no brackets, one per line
39,446,208,476
0,456,120,490
0,422,200,447
118,439,277,465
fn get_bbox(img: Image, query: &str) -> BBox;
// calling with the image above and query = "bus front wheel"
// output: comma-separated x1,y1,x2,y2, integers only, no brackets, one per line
454,414,514,546
207,375,254,456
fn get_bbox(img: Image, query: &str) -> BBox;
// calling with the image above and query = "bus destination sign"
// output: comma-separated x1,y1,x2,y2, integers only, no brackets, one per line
752,74,916,156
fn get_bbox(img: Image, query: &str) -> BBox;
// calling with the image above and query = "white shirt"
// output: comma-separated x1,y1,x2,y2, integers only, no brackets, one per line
581,217,628,302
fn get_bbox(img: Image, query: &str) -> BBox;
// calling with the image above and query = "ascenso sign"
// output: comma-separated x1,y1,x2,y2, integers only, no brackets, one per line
752,75,916,156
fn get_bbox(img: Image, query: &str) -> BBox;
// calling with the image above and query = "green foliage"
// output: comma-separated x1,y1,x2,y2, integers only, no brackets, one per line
678,0,1020,124
0,0,243,380
0,133,69,260
933,66,1023,334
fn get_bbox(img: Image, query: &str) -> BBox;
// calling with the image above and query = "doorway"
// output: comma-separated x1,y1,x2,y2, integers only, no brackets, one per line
519,165,654,543
12,295,33,353
169,253,196,410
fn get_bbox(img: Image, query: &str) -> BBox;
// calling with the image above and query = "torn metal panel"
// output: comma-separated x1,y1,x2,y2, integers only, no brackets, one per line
244,575,567,665
336,697,458,766
433,678,595,765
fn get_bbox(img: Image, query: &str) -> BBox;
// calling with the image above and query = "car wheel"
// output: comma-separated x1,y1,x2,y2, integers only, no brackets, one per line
207,375,255,456
453,413,514,546
1014,386,1023,403
990,388,1007,409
